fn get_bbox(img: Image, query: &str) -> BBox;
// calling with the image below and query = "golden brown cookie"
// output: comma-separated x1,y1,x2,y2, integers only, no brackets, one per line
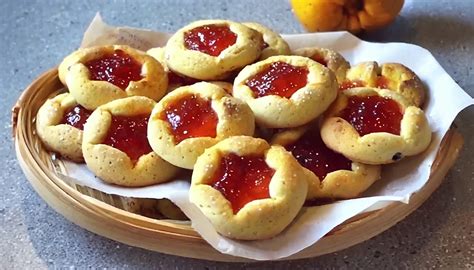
208,81,233,94
36,93,92,162
147,82,255,169
233,55,338,128
271,126,380,200
146,47,166,65
243,22,291,60
321,87,432,164
146,47,200,91
59,45,167,110
121,198,187,220
189,136,308,240
340,61,426,107
126,198,188,220
293,47,350,84
82,96,179,186
165,20,263,80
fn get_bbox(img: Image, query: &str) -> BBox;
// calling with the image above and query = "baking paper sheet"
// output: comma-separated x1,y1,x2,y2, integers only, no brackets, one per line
58,14,474,260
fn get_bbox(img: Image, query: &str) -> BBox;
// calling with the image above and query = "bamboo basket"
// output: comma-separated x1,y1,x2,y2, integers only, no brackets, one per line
12,68,464,262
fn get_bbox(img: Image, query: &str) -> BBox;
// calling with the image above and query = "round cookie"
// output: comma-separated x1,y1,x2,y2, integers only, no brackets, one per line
293,47,350,84
189,136,308,240
208,81,233,94
82,96,179,187
243,22,291,60
36,92,92,162
321,87,432,164
341,61,426,107
165,19,264,80
148,82,255,169
233,55,338,128
59,45,168,110
146,47,200,91
271,126,380,200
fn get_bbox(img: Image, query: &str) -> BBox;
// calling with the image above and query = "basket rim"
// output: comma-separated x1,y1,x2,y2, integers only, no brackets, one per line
12,68,464,261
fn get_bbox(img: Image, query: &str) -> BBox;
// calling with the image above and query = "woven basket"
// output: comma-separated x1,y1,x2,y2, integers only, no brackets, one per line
12,68,464,262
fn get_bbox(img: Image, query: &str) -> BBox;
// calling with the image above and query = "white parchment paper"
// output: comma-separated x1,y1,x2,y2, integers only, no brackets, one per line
59,14,474,260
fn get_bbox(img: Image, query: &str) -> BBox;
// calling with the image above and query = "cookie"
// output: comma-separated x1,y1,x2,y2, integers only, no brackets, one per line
233,55,337,128
189,136,308,240
271,125,380,200
59,45,167,109
293,47,350,83
36,92,91,162
165,20,263,80
146,47,200,91
321,87,432,164
243,22,291,60
148,82,255,169
340,61,426,107
82,96,179,186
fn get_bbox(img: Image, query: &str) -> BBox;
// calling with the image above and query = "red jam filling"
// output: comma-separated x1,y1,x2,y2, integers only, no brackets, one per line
60,105,92,130
339,95,403,136
376,76,390,89
246,61,309,98
211,153,275,214
261,41,269,50
339,80,365,91
285,129,351,180
162,95,218,144
168,71,200,86
311,54,328,66
184,24,237,57
102,115,153,162
85,50,142,90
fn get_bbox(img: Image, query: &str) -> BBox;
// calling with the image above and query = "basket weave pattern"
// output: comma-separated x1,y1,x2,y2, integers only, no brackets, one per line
12,69,463,261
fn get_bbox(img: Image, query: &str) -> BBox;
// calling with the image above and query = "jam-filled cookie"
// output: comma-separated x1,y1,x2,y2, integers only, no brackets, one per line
36,93,92,162
82,96,179,186
293,47,350,84
242,22,291,60
189,136,308,240
208,81,233,94
233,55,338,128
340,61,426,107
165,20,264,80
147,82,255,169
271,126,380,200
146,47,200,91
147,47,232,93
59,45,168,110
321,87,432,165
